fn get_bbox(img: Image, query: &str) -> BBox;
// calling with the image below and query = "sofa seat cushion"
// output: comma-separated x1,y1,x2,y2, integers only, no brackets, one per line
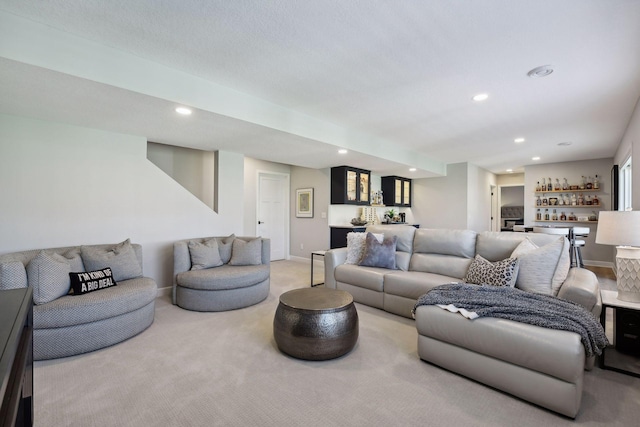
34,277,157,329
176,264,269,291
384,271,459,300
414,304,585,383
334,264,387,292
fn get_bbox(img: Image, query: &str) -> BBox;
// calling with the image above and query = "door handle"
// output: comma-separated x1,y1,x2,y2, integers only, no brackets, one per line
258,221,264,224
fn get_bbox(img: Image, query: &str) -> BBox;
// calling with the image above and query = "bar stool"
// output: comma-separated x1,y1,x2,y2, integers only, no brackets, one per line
570,227,589,268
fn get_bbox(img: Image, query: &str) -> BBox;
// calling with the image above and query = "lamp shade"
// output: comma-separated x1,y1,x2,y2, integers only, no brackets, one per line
595,211,640,247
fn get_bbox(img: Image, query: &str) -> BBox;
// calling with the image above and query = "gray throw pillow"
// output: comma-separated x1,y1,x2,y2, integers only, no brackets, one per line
358,232,398,270
26,251,72,305
0,261,28,290
229,238,263,266
464,255,520,288
189,238,223,270
510,237,563,294
216,234,236,264
81,239,143,282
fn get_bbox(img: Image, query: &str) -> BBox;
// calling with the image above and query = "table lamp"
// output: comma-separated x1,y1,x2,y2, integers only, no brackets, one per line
595,211,640,302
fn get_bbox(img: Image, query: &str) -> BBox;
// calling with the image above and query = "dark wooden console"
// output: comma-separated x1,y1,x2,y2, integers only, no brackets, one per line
0,287,33,427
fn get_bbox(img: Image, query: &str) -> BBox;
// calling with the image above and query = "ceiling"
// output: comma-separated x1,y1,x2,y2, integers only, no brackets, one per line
1,1,640,178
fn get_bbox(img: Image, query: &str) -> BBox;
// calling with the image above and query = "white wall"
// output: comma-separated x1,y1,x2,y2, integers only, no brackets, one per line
615,95,640,210
0,114,244,289
524,158,614,265
412,163,468,229
467,163,496,232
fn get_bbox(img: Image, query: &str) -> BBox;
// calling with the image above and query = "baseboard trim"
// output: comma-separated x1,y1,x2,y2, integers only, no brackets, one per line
156,286,172,299
584,260,615,269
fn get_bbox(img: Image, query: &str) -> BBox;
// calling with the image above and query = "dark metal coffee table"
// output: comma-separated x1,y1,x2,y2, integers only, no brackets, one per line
273,287,358,360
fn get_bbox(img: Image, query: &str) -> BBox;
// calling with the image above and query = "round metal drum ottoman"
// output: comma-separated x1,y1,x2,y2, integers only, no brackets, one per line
273,287,358,360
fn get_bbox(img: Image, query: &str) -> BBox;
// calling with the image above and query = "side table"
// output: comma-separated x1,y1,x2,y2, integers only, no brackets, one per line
310,251,326,287
599,289,640,377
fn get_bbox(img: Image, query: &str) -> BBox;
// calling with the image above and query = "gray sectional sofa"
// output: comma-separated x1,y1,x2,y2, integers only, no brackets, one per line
173,236,270,312
324,225,602,417
0,241,157,360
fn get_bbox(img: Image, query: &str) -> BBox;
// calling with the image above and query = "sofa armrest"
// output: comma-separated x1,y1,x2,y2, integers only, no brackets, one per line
324,248,348,289
557,267,601,317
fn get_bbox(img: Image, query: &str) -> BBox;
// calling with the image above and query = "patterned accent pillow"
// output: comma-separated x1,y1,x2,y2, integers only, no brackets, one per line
229,238,263,266
69,268,117,295
345,232,384,264
464,255,519,287
26,251,72,305
358,233,398,270
189,238,223,270
216,234,236,264
81,239,143,282
0,261,28,290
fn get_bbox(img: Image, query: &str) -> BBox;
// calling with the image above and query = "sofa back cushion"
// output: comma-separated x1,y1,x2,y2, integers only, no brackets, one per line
410,229,477,278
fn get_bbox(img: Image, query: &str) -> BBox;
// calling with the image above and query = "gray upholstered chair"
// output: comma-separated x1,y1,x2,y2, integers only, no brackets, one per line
173,236,270,312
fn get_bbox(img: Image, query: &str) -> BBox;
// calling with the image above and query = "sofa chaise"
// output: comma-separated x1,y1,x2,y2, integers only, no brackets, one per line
0,240,157,360
324,225,602,417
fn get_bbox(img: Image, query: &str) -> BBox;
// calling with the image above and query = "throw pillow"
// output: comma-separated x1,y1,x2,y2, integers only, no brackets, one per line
216,234,236,264
81,239,143,282
189,238,223,270
358,233,398,270
63,248,85,273
510,237,563,294
345,232,384,265
229,238,262,266
464,255,519,288
69,268,118,295
0,261,28,290
26,251,72,305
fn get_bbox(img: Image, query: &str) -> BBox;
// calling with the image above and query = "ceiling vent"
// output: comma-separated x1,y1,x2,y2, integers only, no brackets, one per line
527,65,554,78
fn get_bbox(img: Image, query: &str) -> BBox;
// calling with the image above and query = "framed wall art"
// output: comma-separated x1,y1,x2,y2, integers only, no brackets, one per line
296,188,314,218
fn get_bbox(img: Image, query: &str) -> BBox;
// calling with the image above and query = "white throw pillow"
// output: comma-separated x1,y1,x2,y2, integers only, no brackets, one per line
511,237,564,295
345,232,383,264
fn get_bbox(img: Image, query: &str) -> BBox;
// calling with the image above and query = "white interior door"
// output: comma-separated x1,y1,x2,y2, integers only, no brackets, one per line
257,172,289,260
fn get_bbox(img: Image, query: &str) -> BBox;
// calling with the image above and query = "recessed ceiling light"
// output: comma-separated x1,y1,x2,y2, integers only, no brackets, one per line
557,141,573,146
409,168,417,172
175,107,192,115
527,65,554,78
472,93,489,102
338,149,348,154
514,138,525,143
506,169,513,173
532,156,541,161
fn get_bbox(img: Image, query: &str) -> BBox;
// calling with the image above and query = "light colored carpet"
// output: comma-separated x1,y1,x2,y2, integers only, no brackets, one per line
34,260,640,426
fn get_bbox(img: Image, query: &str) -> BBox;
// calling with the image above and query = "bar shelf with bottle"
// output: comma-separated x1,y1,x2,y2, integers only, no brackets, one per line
535,219,598,224
534,189,600,194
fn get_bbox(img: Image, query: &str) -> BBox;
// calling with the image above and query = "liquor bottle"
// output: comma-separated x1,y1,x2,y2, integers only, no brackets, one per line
541,178,546,190
544,209,549,221
586,176,593,190
536,181,541,192
578,193,584,205
562,178,569,190
547,177,552,191
554,179,561,191
552,209,558,221
560,211,566,221
580,176,586,190
571,193,577,205
569,212,576,221
593,194,599,206
586,195,592,205
542,197,548,206
536,209,542,220
558,194,564,206
536,196,541,206
594,174,600,190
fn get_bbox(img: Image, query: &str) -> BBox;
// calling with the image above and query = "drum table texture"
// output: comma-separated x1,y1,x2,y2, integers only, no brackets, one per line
273,287,359,360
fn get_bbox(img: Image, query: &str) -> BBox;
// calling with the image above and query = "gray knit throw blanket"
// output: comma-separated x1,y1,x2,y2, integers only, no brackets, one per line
413,283,609,357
